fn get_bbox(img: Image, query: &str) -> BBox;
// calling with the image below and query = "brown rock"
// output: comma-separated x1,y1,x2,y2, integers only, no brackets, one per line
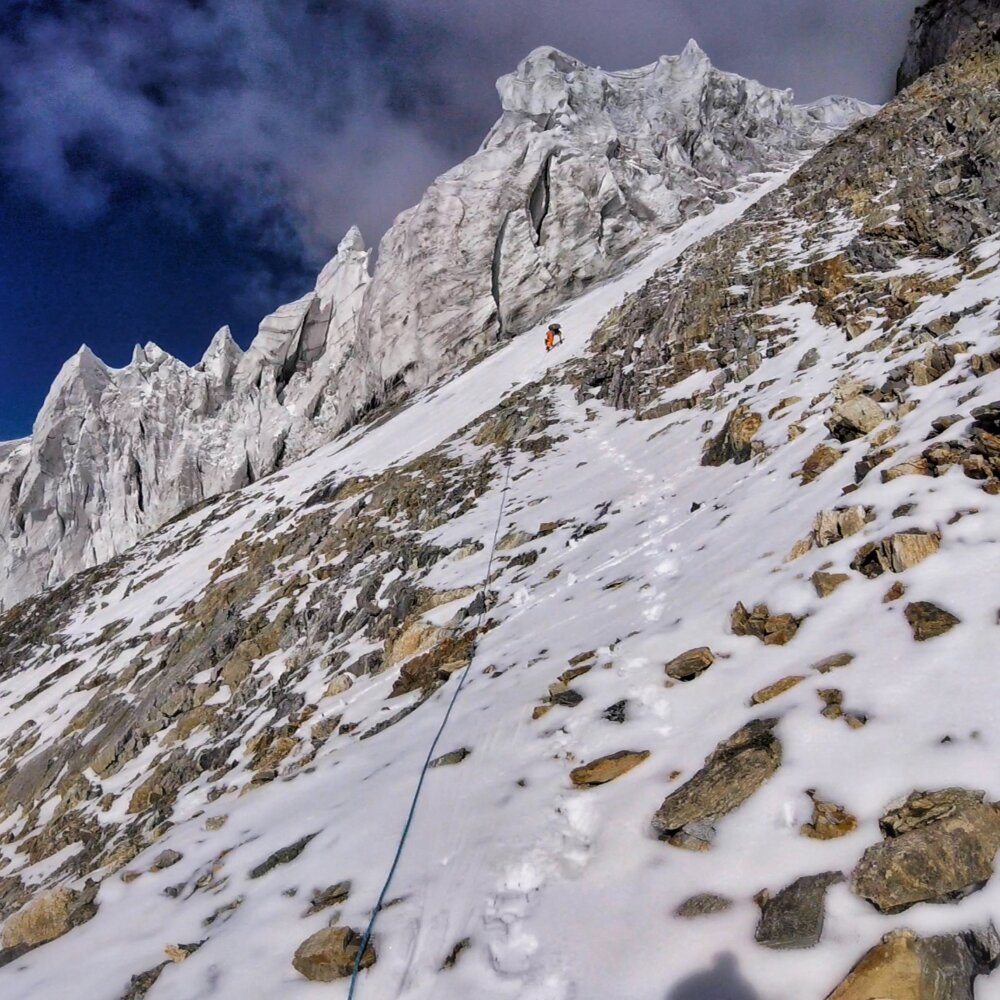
1,885,96,950
731,602,803,645
664,647,715,682
851,531,941,578
852,789,1000,913
818,688,844,720
702,405,763,466
390,631,476,696
824,926,1000,1000
811,652,854,674
882,456,933,482
813,506,874,547
827,396,885,442
750,675,806,705
292,926,376,982
323,674,353,698
812,571,850,598
818,689,867,728
785,536,813,562
801,791,858,840
651,719,781,850
570,750,650,787
799,444,843,484
883,581,906,603
904,601,961,641
385,621,446,668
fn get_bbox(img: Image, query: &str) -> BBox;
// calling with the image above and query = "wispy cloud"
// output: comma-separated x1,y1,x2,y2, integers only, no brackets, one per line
0,0,916,269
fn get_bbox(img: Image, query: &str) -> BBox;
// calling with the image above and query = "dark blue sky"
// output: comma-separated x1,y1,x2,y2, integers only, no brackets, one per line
0,0,918,441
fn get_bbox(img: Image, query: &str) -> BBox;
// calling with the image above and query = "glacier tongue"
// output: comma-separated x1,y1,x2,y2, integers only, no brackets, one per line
0,44,875,610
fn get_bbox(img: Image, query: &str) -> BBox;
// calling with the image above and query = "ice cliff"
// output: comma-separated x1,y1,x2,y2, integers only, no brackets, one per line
0,44,874,609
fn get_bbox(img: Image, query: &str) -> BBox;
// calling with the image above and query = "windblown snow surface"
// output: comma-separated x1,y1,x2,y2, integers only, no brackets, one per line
3,166,1000,999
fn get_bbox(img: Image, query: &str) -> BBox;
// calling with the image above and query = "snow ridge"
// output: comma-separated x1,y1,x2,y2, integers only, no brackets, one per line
0,44,873,611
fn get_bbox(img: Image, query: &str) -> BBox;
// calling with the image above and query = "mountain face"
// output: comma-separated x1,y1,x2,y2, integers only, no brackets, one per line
0,15,1000,1000
897,0,1000,91
2,15,1000,999
0,44,873,612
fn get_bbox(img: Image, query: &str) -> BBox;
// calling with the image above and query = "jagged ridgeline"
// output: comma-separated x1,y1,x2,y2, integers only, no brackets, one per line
0,43,872,610
3,8,1000,1000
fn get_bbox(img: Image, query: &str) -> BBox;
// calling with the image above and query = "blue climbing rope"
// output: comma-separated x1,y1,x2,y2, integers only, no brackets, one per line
346,449,515,997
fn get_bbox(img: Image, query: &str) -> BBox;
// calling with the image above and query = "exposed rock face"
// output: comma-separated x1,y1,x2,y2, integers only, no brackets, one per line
852,789,1000,913
652,719,781,849
0,46,872,612
292,925,376,982
897,0,1000,91
825,926,1000,1000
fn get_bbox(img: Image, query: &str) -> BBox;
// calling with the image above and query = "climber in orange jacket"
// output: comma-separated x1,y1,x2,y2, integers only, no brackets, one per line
545,323,564,352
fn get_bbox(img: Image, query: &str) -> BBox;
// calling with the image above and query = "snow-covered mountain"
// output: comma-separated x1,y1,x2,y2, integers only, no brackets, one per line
6,8,1000,999
0,43,874,611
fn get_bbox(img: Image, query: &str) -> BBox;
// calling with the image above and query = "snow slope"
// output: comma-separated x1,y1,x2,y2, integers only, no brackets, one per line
3,43,1000,998
0,42,874,613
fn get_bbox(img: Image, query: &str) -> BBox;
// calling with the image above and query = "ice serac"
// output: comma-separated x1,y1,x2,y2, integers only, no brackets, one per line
358,43,875,389
897,0,1000,91
0,231,372,609
0,45,872,609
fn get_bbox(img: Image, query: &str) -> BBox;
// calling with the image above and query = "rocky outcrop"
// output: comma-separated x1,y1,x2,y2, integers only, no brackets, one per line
897,0,1000,91
0,47,872,612
0,883,98,955
702,405,763,466
851,530,941,578
651,719,781,849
